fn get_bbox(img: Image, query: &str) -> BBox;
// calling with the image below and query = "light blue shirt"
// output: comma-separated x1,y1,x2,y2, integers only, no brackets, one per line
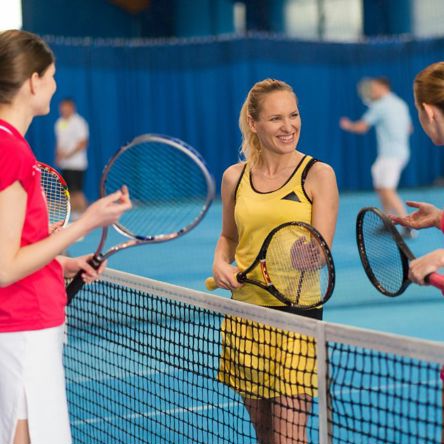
362,92,411,160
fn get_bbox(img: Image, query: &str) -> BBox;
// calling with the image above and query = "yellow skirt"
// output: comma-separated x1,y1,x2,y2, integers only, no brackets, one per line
218,316,318,399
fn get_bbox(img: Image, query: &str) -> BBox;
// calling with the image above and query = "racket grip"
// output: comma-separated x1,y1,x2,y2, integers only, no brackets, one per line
426,272,444,293
205,277,218,291
66,255,103,305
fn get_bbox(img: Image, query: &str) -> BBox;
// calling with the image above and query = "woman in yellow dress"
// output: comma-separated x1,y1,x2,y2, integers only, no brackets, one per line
212,79,339,443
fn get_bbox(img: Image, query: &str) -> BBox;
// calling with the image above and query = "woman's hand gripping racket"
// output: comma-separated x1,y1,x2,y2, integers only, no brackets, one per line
38,162,71,231
66,134,215,304
206,221,335,309
356,207,444,296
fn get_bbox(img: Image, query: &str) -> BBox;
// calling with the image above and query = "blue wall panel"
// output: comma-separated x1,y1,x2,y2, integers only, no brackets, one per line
26,35,444,200
22,0,143,37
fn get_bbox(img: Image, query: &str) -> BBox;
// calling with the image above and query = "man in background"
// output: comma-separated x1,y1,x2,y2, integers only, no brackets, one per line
55,98,89,220
340,77,415,238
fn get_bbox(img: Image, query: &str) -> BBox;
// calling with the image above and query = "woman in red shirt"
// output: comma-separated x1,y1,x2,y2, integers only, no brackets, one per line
0,30,131,444
389,62,444,443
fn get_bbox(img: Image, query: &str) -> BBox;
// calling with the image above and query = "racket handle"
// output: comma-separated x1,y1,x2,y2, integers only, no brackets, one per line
425,272,444,294
66,255,103,305
205,277,218,291
205,274,244,291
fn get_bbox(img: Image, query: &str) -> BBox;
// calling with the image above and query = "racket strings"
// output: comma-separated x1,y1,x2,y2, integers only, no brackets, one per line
104,141,210,238
40,167,69,226
360,211,406,294
265,226,329,306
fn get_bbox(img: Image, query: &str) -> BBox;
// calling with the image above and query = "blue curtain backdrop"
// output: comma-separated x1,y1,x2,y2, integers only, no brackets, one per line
28,34,444,200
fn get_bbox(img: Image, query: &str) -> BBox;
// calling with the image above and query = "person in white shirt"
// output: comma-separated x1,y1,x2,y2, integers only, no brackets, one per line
339,77,414,238
55,98,89,219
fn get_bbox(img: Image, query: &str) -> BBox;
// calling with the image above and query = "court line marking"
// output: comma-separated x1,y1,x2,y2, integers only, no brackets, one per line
70,377,441,427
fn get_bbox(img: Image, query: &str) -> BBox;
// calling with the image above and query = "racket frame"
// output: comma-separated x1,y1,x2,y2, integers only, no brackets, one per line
37,161,71,228
356,207,413,297
103,134,215,243
91,134,216,261
237,221,335,308
67,133,215,304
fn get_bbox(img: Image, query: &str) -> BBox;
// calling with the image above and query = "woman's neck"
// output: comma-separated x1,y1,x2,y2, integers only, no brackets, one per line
254,150,301,176
0,105,32,136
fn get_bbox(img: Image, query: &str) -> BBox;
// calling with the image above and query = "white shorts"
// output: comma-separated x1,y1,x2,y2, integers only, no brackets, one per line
371,156,408,189
0,325,72,444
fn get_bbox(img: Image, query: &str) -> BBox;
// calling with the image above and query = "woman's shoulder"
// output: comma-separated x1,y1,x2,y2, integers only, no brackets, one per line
304,159,337,191
309,160,335,174
297,153,333,177
299,153,333,175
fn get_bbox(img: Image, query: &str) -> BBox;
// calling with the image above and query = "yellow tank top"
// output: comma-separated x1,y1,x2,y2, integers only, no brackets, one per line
232,154,317,306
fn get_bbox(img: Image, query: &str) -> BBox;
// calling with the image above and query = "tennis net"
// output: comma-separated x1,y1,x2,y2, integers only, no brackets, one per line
64,269,444,443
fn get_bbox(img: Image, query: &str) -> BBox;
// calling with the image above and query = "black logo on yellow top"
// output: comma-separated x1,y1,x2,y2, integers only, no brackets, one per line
281,191,301,202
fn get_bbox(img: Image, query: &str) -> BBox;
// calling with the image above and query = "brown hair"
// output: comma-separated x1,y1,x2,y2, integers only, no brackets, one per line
373,77,391,89
0,29,54,104
414,62,444,113
239,78,296,167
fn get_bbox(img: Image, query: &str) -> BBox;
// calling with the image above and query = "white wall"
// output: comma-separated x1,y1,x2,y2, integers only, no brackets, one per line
0,0,22,30
285,0,362,41
413,0,444,38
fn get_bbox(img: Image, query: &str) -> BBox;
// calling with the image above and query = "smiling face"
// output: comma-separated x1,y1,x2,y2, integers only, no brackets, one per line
248,90,301,155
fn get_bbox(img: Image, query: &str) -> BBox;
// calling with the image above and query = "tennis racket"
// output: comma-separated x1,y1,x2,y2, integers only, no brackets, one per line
66,134,215,304
205,221,335,309
356,207,444,296
38,162,71,229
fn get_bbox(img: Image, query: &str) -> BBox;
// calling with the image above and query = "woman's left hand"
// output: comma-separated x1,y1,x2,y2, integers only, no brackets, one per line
57,254,107,283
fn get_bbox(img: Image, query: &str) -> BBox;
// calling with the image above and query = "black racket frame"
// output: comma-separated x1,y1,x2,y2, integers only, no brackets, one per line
237,221,335,308
356,207,413,297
